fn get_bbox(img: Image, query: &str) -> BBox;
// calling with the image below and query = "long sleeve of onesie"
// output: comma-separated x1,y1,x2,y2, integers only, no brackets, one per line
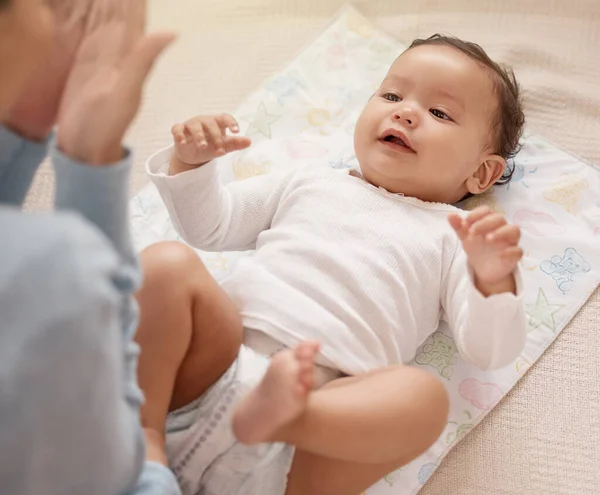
147,145,292,251
441,246,527,370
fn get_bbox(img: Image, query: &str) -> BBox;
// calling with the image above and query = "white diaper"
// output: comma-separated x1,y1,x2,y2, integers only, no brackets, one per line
165,330,341,495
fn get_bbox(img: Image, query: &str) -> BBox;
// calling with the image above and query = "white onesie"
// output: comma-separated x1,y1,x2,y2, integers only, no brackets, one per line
147,146,527,375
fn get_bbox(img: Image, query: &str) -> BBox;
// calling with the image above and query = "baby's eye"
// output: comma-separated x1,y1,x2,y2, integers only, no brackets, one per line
430,108,452,121
383,93,402,102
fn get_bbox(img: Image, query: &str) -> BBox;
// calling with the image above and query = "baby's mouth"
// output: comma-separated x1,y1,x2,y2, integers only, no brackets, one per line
379,131,416,153
383,135,409,147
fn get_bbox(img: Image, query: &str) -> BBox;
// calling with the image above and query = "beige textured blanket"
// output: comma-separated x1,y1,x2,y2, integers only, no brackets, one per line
25,1,600,493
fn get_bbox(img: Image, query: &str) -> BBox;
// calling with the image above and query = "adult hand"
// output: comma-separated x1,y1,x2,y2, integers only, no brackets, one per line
56,1,176,165
4,0,90,141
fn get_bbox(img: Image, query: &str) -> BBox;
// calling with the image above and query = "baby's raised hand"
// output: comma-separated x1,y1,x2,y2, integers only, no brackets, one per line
172,114,251,167
448,206,522,296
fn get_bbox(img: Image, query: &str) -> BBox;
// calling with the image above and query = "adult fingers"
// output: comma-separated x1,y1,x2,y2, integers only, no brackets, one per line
122,0,147,55
47,0,93,28
85,0,123,31
82,0,144,66
118,32,176,106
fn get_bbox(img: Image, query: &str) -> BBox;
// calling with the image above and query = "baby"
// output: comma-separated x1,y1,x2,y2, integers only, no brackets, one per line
138,35,527,495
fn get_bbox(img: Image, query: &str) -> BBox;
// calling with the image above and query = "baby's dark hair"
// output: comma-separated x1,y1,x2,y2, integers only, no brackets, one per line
408,34,525,185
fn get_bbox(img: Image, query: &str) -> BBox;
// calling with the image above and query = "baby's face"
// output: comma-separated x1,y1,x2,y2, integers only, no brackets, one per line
354,45,500,203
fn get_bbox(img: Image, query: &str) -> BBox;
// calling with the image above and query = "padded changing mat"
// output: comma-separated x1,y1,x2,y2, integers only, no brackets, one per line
131,7,600,494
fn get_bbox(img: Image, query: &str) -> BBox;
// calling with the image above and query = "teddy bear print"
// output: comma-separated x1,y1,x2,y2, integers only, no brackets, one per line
415,332,458,379
540,247,591,293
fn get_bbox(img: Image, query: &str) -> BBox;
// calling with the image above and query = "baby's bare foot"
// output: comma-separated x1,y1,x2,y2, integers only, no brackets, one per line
232,341,320,445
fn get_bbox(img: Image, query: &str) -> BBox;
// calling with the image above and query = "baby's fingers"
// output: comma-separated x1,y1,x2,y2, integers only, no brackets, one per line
171,123,187,145
185,120,207,149
224,135,252,153
469,213,506,237
487,224,521,244
217,113,240,134
500,246,524,262
464,206,493,229
448,213,468,240
203,119,226,155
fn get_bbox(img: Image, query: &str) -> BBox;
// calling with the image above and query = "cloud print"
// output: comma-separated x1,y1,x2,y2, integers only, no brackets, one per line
459,378,504,410
513,209,566,237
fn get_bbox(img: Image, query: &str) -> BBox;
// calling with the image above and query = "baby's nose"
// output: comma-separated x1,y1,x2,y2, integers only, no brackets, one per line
393,106,418,126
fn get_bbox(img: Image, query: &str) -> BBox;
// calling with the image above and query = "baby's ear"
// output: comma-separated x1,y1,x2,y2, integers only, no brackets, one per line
465,154,506,195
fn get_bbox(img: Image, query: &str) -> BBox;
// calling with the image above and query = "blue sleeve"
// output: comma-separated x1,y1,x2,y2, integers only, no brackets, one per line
52,145,182,494
129,463,181,495
50,147,183,494
0,212,179,495
0,125,51,206
52,144,136,266
0,127,181,493
0,212,144,495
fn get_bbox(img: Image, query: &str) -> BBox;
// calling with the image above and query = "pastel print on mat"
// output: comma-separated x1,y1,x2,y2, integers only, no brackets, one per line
130,7,600,495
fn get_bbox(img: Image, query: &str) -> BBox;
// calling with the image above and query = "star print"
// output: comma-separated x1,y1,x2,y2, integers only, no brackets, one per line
244,102,280,139
526,287,565,332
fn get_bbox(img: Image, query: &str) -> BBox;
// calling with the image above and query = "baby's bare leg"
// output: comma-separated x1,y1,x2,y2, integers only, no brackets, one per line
135,242,243,443
234,357,448,494
283,367,449,494
286,452,408,495
280,366,448,463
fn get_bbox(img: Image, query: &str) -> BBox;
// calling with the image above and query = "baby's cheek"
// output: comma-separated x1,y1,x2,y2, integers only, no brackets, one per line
429,136,464,168
353,115,374,157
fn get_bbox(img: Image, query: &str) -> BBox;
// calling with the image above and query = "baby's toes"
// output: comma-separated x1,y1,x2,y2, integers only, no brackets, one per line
299,361,315,391
295,341,320,361
293,342,318,394
294,382,308,397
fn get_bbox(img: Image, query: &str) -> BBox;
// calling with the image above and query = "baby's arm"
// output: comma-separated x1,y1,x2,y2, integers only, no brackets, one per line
147,114,292,251
442,250,527,369
443,206,527,369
